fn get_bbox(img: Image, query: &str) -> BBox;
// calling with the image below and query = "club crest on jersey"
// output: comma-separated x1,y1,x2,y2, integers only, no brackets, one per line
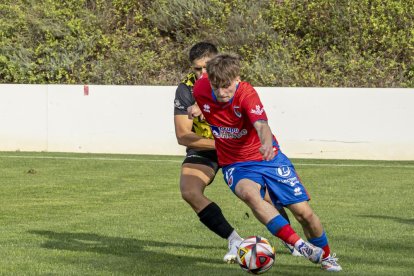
203,104,211,113
251,105,264,115
233,106,242,118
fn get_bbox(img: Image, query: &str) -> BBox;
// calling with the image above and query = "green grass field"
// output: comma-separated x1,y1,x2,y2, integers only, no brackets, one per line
1,151,413,275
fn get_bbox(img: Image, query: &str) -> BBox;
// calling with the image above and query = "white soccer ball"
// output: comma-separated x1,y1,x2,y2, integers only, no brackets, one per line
237,236,275,274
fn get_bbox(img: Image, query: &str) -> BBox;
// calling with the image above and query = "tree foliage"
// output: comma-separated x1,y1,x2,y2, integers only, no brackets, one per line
1,0,413,87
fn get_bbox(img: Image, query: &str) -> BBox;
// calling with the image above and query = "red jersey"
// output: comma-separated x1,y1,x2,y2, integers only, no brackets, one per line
193,77,279,167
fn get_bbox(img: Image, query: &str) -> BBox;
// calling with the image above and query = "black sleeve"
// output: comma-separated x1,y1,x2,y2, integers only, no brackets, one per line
174,83,195,116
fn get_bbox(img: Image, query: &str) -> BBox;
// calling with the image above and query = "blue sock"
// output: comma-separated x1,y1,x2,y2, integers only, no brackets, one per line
308,231,328,248
266,215,289,235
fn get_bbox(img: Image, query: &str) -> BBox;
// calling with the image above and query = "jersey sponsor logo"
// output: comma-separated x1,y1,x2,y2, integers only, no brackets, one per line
233,106,242,118
250,105,264,115
203,104,211,113
276,166,291,177
279,177,299,187
210,125,248,139
174,99,185,110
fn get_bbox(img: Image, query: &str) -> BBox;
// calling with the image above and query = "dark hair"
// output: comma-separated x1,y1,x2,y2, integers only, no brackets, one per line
189,42,218,63
207,54,241,89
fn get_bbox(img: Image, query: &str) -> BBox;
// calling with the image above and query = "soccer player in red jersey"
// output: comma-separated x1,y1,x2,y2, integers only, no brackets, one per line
190,54,342,271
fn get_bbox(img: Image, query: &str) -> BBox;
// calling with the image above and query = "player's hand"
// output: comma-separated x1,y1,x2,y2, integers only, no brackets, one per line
259,145,275,161
187,104,203,120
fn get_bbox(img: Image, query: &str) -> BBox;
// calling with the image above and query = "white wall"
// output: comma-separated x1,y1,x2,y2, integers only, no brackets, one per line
0,85,48,151
0,84,184,155
0,84,413,160
259,87,414,160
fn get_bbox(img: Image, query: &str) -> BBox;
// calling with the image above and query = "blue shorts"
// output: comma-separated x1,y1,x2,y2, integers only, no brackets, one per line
222,152,310,208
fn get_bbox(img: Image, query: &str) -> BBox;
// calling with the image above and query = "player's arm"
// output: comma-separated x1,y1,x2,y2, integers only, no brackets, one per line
253,120,275,161
187,103,203,120
174,114,215,150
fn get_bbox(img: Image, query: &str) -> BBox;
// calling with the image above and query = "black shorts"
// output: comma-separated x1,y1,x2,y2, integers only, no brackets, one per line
182,149,220,175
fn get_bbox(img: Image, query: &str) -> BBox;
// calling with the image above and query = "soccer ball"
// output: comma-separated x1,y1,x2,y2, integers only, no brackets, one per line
237,236,275,274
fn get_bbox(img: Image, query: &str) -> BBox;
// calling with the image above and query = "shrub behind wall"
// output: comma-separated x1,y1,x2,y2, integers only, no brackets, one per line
1,0,413,87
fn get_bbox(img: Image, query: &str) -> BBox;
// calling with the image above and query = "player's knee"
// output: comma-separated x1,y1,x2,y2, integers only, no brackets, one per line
180,189,194,202
180,187,203,203
295,209,316,225
236,189,258,206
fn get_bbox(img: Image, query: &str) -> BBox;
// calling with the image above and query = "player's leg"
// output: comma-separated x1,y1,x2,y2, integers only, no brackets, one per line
180,163,213,213
265,151,341,271
288,201,342,271
180,161,242,263
227,173,323,265
288,201,323,239
226,161,324,265
264,191,290,222
264,190,302,256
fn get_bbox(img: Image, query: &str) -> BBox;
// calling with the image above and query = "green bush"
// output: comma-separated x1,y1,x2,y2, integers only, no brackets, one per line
1,0,413,87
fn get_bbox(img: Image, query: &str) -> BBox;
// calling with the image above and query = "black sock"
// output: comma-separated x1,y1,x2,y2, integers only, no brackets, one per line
198,202,234,239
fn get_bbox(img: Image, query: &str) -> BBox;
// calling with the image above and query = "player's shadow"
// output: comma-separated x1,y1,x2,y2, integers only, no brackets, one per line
29,230,221,256
357,215,414,225
28,230,350,275
28,230,237,275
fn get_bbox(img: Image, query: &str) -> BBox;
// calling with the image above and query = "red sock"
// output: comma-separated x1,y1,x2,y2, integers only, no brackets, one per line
322,244,331,259
275,224,300,246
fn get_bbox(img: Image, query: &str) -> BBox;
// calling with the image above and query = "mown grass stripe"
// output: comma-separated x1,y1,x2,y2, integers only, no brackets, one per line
1,154,413,168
